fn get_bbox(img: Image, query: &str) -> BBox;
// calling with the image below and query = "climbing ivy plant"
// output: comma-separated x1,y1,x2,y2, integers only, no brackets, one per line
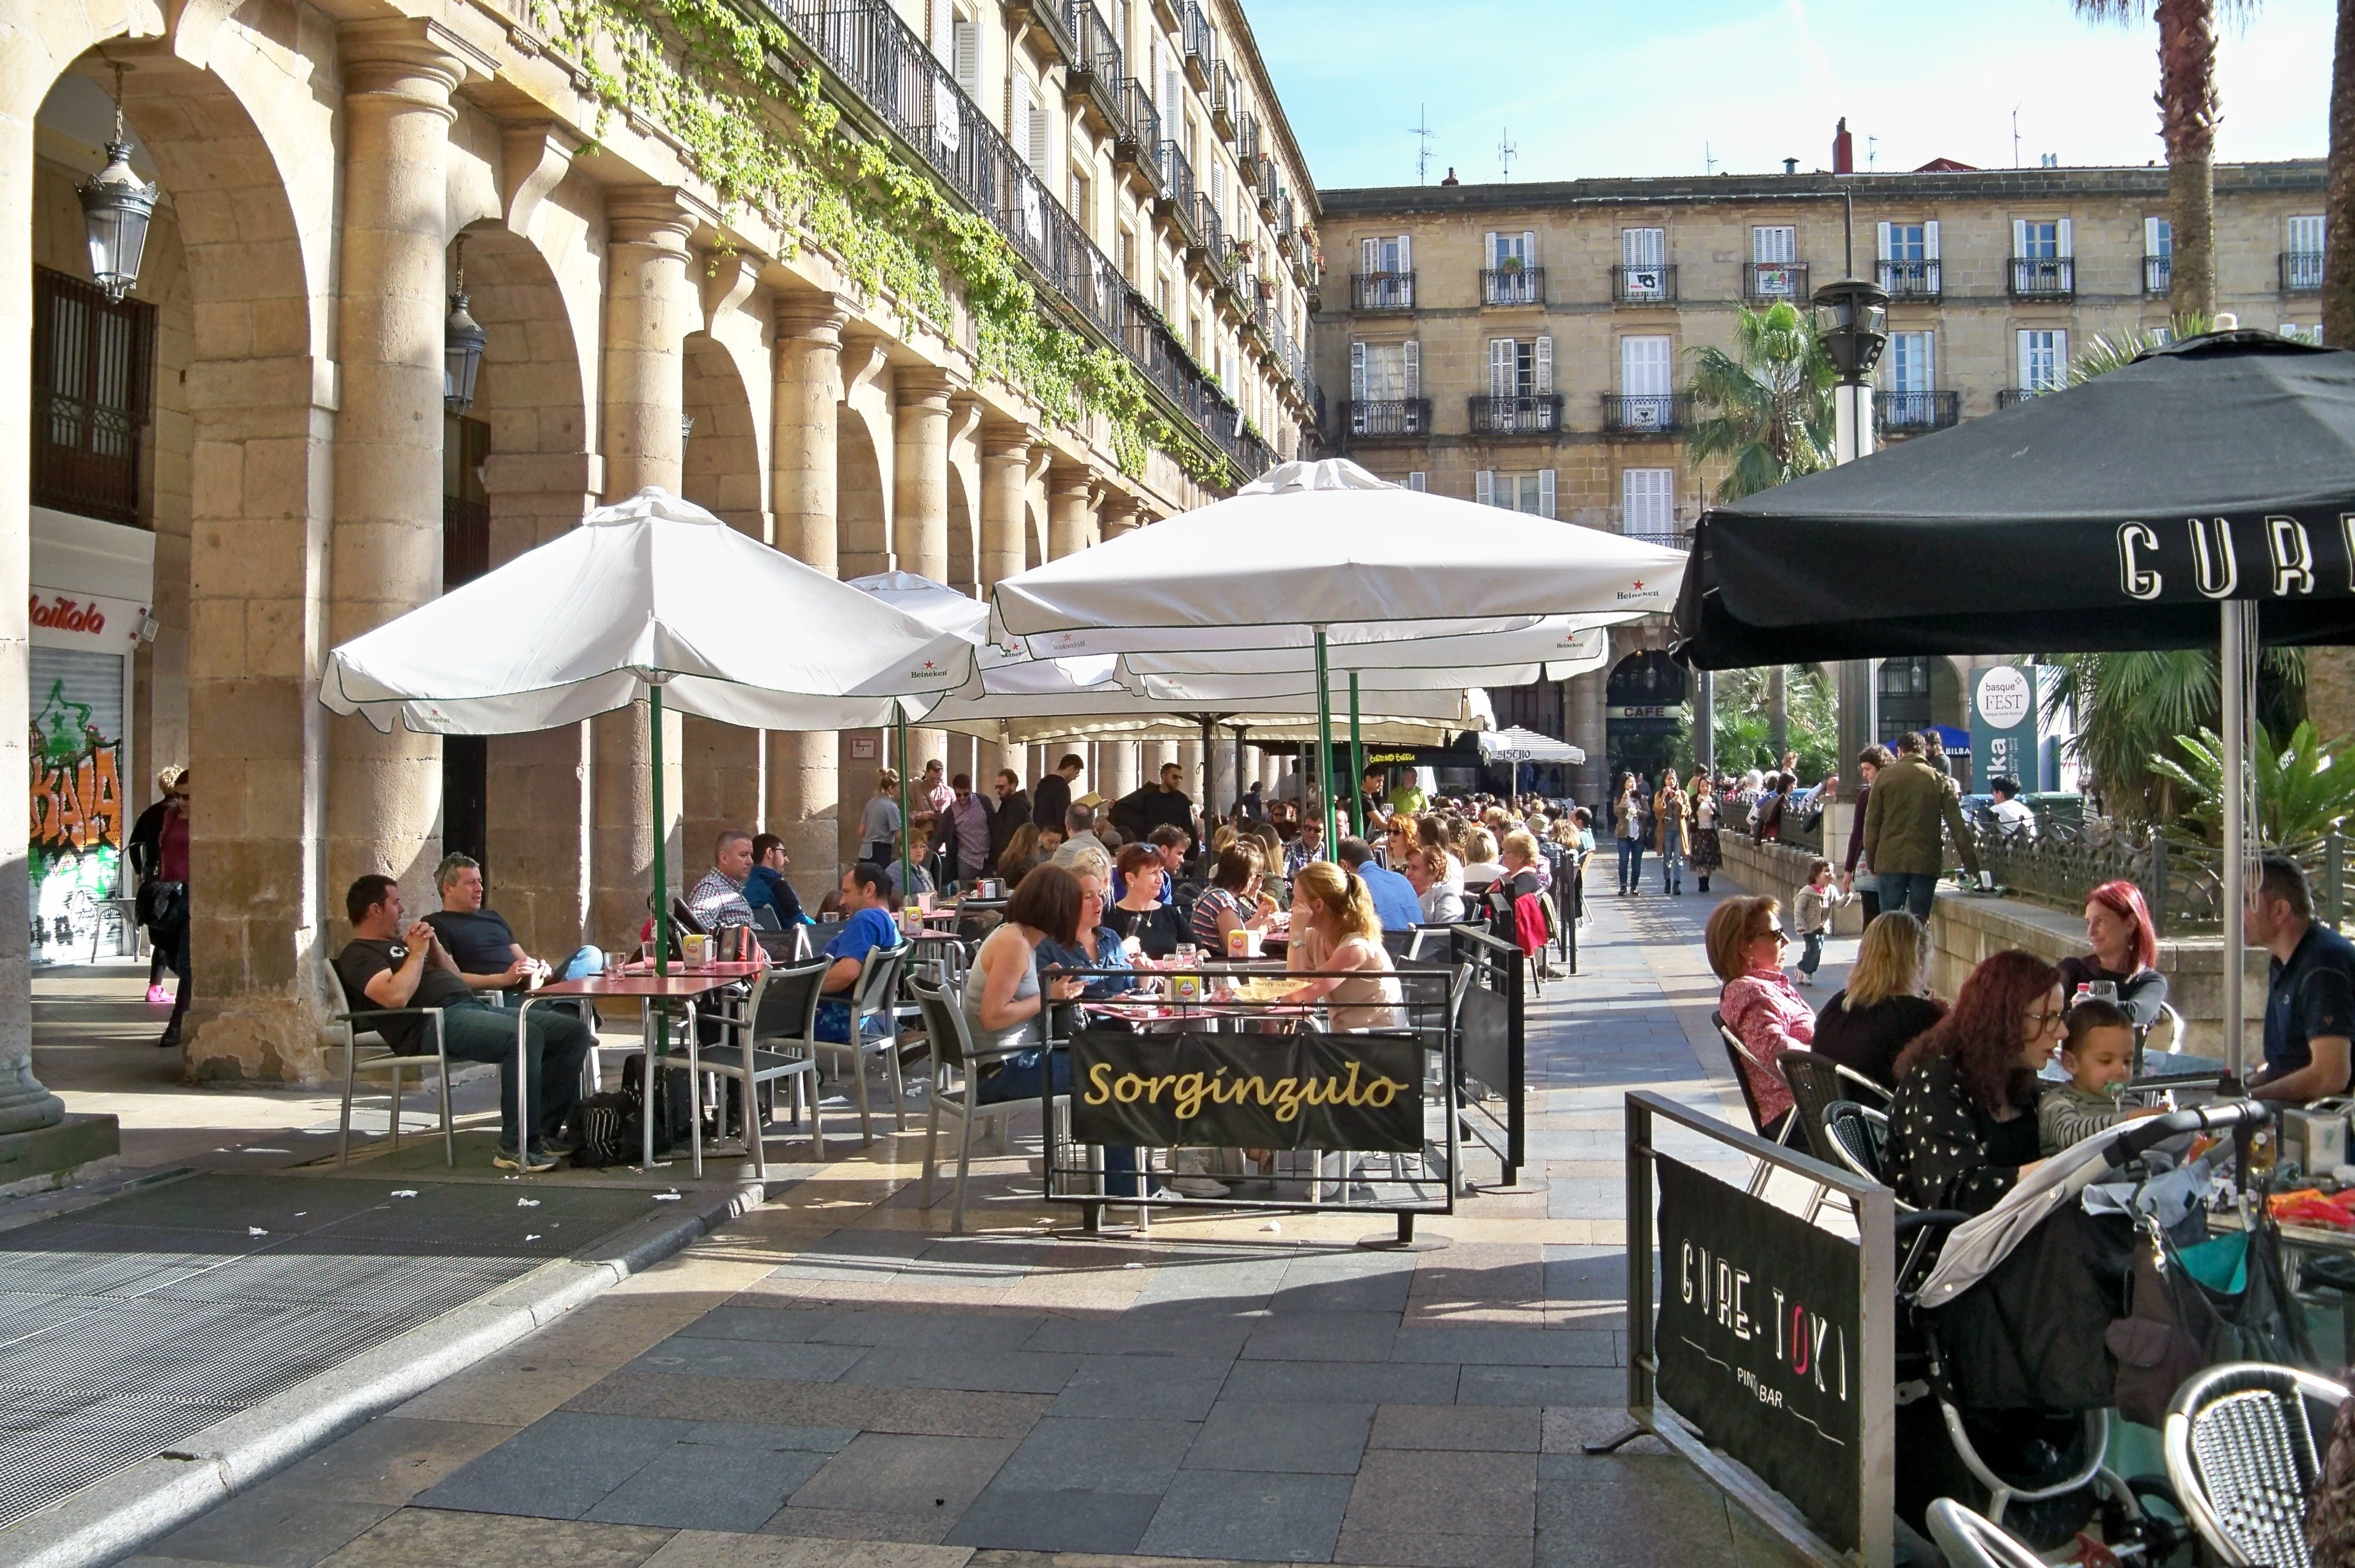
529,0,1235,486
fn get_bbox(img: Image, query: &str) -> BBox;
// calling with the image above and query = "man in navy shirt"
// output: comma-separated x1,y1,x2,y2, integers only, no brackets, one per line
816,861,903,1043
2249,855,2355,1103
1337,836,1422,934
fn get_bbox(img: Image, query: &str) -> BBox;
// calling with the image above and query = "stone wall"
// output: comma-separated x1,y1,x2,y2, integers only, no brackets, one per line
1713,832,1867,937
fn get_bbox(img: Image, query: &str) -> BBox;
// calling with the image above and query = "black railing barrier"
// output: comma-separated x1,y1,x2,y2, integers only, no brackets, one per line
1041,959,1474,1243
1439,924,1525,1187
1590,1092,1896,1567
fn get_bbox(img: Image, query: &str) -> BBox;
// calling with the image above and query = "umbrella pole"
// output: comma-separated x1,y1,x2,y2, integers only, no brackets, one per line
1348,672,1364,842
1315,629,1338,859
652,685,669,979
896,709,914,899
2222,600,2250,1082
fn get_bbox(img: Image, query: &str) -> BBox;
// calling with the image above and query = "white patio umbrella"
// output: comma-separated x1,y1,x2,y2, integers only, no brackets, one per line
326,489,978,966
1479,726,1586,797
991,458,1686,846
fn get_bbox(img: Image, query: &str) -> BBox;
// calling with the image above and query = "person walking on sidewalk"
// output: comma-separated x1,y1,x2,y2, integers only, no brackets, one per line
1613,775,1647,896
1654,773,1691,895
1687,770,1722,895
1861,732,1980,921
151,772,193,1049
1792,858,1853,986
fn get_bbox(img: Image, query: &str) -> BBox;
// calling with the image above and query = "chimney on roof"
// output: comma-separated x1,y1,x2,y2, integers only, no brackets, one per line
1833,117,1854,175
1783,157,1799,176
1441,166,1459,186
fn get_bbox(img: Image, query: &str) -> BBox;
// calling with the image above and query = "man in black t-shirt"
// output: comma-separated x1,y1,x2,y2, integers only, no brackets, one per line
422,853,547,995
337,874,592,1173
2248,855,2355,1104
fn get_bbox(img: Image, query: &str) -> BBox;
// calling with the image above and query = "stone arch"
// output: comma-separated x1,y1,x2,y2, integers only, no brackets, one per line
837,408,890,579
945,464,976,596
1024,497,1045,570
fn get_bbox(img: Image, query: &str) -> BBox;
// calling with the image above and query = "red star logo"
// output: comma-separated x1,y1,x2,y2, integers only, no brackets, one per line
1631,579,1646,592
922,660,936,670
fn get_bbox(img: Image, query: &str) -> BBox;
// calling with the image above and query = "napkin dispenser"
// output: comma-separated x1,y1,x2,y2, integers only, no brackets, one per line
2286,1104,2351,1173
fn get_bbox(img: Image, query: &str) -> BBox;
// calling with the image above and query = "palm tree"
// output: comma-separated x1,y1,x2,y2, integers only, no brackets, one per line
1686,300,1837,758
2326,0,2355,346
2070,1,2258,317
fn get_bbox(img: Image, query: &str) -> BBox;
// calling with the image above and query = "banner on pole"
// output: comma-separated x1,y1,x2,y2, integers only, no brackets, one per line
1070,1029,1422,1152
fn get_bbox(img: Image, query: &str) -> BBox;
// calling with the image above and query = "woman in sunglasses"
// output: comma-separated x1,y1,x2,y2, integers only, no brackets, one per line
1704,895,1814,1140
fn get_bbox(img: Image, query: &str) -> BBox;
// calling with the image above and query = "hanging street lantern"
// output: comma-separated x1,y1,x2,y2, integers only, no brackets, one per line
444,235,486,416
77,66,157,304
1810,274,1890,386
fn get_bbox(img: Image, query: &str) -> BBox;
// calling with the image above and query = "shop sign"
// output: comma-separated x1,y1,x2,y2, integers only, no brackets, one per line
1071,1029,1422,1152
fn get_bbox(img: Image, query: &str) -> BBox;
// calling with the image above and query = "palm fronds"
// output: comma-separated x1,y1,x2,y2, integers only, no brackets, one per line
1685,301,1837,503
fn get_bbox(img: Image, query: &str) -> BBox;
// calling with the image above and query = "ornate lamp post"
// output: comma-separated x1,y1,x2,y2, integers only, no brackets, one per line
443,236,486,416
76,66,158,304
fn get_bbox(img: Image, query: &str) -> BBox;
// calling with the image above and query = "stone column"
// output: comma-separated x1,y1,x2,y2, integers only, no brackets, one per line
894,368,952,788
768,294,849,903
1178,740,1203,818
1047,463,1094,561
1100,496,1140,540
324,21,473,915
482,453,602,956
0,70,48,1125
591,188,698,943
1102,740,1139,805
979,424,1031,590
1567,667,1608,805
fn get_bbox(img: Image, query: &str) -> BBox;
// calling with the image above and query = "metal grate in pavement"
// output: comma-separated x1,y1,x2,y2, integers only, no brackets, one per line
0,1174,662,1530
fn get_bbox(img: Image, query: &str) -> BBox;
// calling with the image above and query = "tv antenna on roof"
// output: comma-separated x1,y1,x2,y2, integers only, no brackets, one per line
1867,133,1878,170
1498,127,1518,182
1409,104,1435,184
1704,141,1719,175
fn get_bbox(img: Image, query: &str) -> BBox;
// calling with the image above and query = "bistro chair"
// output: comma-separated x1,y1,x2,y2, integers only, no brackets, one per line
324,959,455,1168
2165,1361,2349,1568
1777,1049,1892,1164
811,944,911,1144
1820,1100,1891,1187
1924,1499,2046,1568
695,959,827,1176
909,976,1067,1234
1713,1010,1806,1198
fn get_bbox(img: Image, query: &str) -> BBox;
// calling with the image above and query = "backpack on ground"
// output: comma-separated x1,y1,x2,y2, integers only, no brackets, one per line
568,1091,634,1168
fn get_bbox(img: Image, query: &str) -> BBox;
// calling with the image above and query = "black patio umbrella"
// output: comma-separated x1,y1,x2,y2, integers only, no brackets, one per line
1670,330,2355,1077
1674,331,2355,669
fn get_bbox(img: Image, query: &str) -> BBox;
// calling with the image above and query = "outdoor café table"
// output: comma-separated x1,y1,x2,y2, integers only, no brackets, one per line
516,961,765,1175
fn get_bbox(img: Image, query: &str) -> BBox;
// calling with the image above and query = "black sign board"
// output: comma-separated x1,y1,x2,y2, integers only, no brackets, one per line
1654,1155,1863,1551
1070,1029,1422,1152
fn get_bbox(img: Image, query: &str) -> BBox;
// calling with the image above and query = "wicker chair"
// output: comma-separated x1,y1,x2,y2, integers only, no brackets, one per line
2165,1360,2351,1567
1820,1100,1890,1186
1925,1498,2046,1568
1777,1048,1892,1167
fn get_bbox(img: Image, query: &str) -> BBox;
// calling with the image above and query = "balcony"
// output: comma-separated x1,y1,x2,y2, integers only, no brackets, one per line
1237,110,1261,165
1879,389,1960,434
1469,394,1564,436
1256,158,1281,220
1350,271,1416,311
1190,190,1225,274
1182,0,1215,88
1002,0,1074,65
1878,258,1941,300
2144,254,2171,295
1064,2,1123,132
1997,387,2051,410
1341,399,1431,441
1601,393,1691,436
1742,261,1809,304
1611,264,1676,305
1481,267,1544,307
1155,139,1196,232
2008,256,2074,299
1212,62,1238,141
1112,78,1160,172
2283,250,2326,293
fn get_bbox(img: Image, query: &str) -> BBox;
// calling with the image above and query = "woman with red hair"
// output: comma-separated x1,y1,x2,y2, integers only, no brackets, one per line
1885,950,2067,1214
2055,880,2167,1028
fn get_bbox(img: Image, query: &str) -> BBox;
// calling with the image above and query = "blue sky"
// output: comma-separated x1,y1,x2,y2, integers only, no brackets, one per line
1249,0,2335,192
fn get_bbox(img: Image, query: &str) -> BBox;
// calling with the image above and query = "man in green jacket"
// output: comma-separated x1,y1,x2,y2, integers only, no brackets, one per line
1860,732,1981,921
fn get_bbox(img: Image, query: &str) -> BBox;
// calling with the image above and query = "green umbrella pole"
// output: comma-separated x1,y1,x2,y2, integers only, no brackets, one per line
1348,672,1364,842
1315,629,1338,859
651,684,669,978
895,709,914,900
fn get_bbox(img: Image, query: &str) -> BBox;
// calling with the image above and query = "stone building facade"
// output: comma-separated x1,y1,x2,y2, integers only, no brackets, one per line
1313,160,2326,799
1,0,1319,1114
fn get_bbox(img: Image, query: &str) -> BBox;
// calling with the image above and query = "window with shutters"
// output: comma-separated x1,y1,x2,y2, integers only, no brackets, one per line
1620,469,1676,538
1745,225,1803,301
2016,328,2067,396
1480,337,1556,433
1616,227,1671,303
1877,220,1940,298
1024,81,1050,177
31,265,152,526
2144,216,2172,295
1484,230,1540,305
2287,215,2326,291
1118,226,1136,284
1610,334,1677,432
1477,470,1555,518
1886,331,1933,394
953,16,980,96
1883,332,1952,431
1347,340,1422,436
1070,170,1092,231
1355,234,1414,310
2009,218,2072,297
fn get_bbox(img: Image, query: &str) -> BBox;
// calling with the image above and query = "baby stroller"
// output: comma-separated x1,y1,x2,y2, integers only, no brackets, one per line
1893,1101,2286,1559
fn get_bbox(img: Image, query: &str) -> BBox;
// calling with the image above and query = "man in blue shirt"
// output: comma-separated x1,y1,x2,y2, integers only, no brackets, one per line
815,862,903,1043
1338,836,1422,934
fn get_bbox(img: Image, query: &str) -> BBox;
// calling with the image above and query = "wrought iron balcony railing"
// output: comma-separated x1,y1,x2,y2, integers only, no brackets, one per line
1879,389,1960,433
1340,398,1431,440
1212,62,1238,139
1351,271,1416,311
1064,2,1123,128
2008,256,2074,298
1113,77,1159,165
1192,191,1225,268
1468,394,1563,436
1601,392,1691,436
1877,258,1940,300
1611,264,1676,304
1481,267,1544,306
1182,0,1215,86
2284,250,2326,292
1742,261,1809,303
2144,254,2171,295
1997,387,2053,409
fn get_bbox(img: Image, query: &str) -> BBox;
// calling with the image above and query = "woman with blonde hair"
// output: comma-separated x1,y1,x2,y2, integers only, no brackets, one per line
860,768,903,867
1813,911,1946,1089
1654,773,1691,896
1285,861,1405,1029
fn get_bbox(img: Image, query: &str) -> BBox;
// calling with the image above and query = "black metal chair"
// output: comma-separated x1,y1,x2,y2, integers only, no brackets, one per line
2165,1361,2350,1567
1820,1099,1890,1185
811,944,911,1143
909,975,1066,1234
1777,1048,1893,1165
1713,1009,1805,1197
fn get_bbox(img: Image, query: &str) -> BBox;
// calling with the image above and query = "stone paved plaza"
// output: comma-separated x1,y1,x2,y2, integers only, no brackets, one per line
108,882,1827,1568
